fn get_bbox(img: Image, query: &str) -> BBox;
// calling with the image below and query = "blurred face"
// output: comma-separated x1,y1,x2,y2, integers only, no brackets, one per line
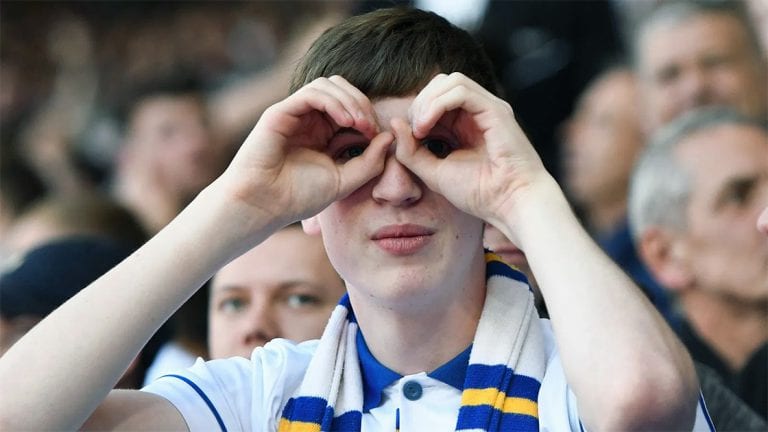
563,70,644,207
638,13,767,132
127,95,226,196
208,227,345,359
307,96,484,310
676,124,768,302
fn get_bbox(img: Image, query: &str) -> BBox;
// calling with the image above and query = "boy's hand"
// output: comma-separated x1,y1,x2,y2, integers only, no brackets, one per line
217,76,392,228
394,73,556,243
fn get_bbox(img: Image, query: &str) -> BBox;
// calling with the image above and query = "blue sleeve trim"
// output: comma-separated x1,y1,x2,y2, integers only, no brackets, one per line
162,374,228,432
698,392,715,432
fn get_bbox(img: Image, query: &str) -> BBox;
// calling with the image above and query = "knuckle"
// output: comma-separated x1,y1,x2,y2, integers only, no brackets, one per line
501,101,515,117
448,72,467,82
312,76,332,87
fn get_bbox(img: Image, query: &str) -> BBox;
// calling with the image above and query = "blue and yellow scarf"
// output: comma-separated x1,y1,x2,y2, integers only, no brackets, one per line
279,253,545,431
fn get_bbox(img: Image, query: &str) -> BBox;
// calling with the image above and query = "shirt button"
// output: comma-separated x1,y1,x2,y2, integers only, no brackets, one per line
402,380,423,401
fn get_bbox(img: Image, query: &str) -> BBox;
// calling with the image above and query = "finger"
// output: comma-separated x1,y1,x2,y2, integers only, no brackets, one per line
296,86,355,125
301,76,379,140
410,73,493,138
391,117,441,191
336,130,393,198
265,86,357,139
412,84,495,139
327,75,380,136
311,77,375,136
409,73,448,125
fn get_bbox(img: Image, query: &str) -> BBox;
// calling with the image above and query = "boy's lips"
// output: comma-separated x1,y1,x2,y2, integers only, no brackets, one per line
371,224,435,239
371,224,435,256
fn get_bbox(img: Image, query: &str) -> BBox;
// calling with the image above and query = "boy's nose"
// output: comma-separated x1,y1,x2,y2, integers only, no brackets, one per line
371,151,423,206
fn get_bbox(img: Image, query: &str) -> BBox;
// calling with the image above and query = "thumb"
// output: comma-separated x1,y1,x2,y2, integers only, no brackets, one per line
336,131,392,198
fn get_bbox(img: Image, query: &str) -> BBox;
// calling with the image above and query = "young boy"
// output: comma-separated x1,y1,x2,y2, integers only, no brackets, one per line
0,8,710,431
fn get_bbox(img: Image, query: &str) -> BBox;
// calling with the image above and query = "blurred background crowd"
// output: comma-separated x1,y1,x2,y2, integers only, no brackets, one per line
1,0,766,429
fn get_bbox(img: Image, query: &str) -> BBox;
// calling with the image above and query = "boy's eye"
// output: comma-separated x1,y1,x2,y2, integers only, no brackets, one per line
334,145,367,163
422,138,454,159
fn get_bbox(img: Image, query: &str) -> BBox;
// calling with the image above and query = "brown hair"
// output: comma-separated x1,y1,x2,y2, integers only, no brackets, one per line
290,7,501,98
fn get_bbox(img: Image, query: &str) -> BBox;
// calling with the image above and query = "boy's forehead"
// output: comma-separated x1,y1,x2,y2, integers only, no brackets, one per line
372,96,416,130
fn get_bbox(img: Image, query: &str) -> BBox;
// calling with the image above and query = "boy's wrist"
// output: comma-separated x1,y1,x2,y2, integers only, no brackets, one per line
180,181,286,262
488,174,573,251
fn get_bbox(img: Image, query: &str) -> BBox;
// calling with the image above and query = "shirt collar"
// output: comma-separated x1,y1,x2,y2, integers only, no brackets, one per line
356,328,471,412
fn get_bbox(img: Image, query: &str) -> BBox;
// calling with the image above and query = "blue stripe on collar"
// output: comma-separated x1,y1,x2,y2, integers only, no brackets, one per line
428,344,471,390
356,329,471,412
357,329,401,412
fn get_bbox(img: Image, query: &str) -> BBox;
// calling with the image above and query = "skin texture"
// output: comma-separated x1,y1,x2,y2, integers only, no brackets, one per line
208,226,345,359
638,13,767,132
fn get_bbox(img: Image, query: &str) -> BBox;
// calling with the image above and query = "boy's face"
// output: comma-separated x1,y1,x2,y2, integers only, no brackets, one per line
305,96,484,305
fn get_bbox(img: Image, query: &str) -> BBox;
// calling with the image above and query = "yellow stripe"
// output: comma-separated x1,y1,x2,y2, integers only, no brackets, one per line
484,251,504,263
462,388,538,417
462,387,500,406
501,397,538,417
485,251,522,272
277,418,322,432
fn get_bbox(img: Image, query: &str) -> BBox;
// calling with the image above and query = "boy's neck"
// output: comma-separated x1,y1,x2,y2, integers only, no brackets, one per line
350,255,487,375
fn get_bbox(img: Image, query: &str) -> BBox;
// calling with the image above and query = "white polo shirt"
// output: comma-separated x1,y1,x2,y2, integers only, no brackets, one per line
143,319,714,431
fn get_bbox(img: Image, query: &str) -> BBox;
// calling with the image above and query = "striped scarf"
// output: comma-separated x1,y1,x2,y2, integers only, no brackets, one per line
278,252,545,431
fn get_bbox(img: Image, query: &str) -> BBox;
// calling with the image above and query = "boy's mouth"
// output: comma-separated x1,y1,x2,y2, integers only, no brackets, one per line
371,224,435,256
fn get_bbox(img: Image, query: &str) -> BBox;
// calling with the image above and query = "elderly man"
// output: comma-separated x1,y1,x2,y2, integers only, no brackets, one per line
634,0,767,133
629,107,768,419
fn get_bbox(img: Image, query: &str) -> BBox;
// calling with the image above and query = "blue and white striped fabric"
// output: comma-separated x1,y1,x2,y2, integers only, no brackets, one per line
278,253,544,432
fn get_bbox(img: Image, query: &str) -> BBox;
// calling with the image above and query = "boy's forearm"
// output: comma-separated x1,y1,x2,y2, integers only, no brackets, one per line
497,177,698,431
0,183,278,430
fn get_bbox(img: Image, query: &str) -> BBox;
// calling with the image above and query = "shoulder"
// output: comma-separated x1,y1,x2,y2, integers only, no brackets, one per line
142,338,318,431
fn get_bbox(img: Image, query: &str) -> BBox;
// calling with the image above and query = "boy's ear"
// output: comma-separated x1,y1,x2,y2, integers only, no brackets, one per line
638,227,694,293
302,216,322,236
